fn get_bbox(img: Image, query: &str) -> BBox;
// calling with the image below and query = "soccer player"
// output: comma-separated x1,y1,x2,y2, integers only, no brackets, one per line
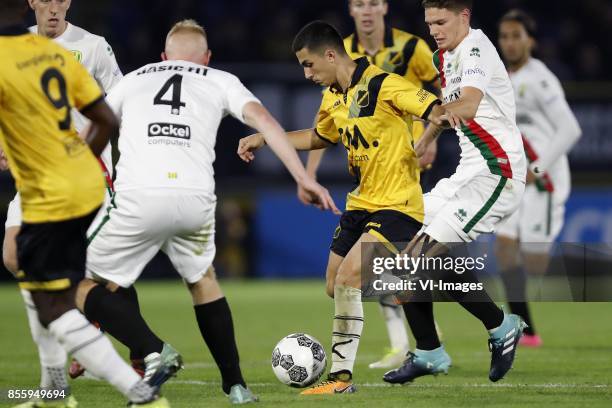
383,0,528,384
0,1,166,407
73,19,338,404
2,0,125,394
496,10,582,347
296,0,444,370
238,20,452,394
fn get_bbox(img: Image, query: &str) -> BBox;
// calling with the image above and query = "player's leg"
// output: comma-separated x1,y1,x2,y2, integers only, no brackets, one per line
164,196,256,403
299,211,365,395
17,211,162,406
5,195,75,404
79,192,175,383
386,175,526,383
368,296,410,369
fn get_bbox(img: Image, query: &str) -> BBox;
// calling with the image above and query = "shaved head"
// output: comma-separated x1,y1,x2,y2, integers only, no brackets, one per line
162,19,211,66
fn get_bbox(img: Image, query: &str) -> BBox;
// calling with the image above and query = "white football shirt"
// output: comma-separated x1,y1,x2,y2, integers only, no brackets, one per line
30,23,122,169
105,60,260,201
434,28,526,183
510,58,581,197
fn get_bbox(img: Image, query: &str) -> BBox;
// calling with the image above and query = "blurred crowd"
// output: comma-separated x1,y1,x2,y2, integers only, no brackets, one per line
53,0,612,80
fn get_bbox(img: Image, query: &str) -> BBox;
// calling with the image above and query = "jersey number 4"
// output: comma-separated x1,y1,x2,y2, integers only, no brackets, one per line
153,74,186,115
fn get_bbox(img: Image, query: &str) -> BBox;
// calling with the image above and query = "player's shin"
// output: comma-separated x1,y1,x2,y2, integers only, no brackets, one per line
194,297,246,394
330,285,363,378
21,290,69,391
48,309,157,403
83,284,164,358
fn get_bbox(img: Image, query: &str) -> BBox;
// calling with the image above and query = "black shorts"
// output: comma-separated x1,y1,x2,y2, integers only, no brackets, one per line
330,210,423,257
17,208,99,292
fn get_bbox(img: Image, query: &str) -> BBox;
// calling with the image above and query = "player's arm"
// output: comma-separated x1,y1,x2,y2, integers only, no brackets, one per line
80,100,119,157
239,102,340,214
439,86,483,126
94,39,123,93
529,77,582,175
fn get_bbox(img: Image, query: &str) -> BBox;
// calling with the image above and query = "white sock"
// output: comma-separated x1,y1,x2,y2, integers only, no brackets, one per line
379,302,409,351
21,290,68,389
48,309,151,399
330,285,363,376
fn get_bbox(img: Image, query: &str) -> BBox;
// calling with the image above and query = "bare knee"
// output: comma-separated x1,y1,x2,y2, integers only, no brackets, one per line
3,226,19,275
187,266,223,305
31,287,77,327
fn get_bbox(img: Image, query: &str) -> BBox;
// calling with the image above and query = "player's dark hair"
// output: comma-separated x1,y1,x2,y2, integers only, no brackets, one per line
421,0,473,12
500,9,537,38
292,21,347,55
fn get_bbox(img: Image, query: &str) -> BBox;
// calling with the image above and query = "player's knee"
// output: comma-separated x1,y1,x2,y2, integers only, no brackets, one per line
75,279,99,312
495,236,519,271
2,251,18,276
325,282,334,298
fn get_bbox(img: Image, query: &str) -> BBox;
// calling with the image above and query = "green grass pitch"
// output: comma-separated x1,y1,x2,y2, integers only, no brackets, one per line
0,280,611,407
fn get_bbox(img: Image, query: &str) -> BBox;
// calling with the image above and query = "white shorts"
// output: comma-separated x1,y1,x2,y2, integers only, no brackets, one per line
5,193,21,229
423,174,525,243
86,190,216,288
496,184,566,253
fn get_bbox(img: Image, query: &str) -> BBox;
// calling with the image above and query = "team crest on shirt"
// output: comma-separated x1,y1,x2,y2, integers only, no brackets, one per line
70,50,83,63
470,47,480,57
355,90,370,108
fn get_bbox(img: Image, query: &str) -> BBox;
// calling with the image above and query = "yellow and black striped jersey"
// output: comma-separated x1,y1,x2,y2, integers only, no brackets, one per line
0,26,105,223
344,26,438,88
315,58,440,222
344,26,438,141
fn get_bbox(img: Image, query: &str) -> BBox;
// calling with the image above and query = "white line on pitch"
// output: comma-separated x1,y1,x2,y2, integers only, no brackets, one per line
170,380,610,389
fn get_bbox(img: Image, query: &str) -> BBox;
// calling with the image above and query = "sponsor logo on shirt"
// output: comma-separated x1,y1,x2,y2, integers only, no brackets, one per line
464,68,486,77
148,123,191,139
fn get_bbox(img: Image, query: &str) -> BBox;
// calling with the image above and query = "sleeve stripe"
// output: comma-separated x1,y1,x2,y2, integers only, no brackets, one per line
79,95,105,116
314,128,337,145
421,99,442,120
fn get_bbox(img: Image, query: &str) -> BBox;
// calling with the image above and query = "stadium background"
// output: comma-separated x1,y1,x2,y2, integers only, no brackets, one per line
0,0,611,281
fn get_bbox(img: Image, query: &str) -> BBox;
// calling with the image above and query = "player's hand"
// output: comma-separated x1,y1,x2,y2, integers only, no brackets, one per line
297,183,315,205
418,139,437,170
298,176,341,215
526,169,537,184
237,134,265,163
440,110,467,129
0,148,9,171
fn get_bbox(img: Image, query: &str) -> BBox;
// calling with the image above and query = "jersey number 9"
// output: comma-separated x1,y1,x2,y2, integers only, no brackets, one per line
41,68,72,131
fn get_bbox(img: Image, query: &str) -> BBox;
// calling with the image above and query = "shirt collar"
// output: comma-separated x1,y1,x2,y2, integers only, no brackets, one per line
350,24,394,54
0,25,29,36
330,57,370,94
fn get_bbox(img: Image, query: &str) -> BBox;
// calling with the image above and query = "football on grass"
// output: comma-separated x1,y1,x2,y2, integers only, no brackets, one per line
271,333,327,387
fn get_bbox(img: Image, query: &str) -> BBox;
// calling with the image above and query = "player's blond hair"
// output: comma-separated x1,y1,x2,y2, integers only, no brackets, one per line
166,19,208,42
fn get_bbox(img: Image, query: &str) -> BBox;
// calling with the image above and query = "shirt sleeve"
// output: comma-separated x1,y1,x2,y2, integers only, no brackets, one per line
380,74,440,119
459,42,494,94
314,91,339,144
94,38,123,93
66,49,104,113
530,74,581,174
411,38,438,83
223,74,261,123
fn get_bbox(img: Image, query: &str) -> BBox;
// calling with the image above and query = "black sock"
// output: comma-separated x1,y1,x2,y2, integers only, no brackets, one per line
194,298,245,394
114,287,147,360
508,302,535,335
84,285,163,358
500,266,536,335
402,302,441,350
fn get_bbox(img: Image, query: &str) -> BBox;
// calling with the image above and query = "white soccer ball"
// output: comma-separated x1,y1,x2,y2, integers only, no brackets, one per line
271,333,327,388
